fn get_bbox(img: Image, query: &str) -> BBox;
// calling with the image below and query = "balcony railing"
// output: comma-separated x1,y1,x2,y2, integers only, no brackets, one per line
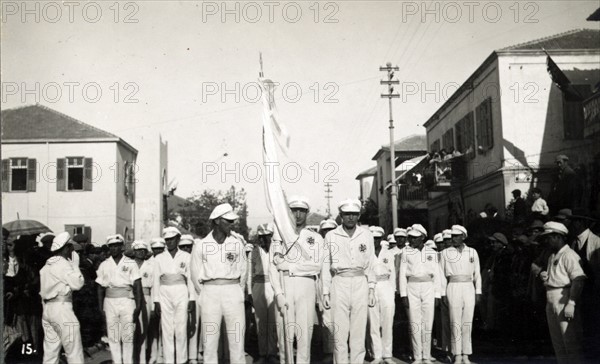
398,184,427,200
423,155,467,190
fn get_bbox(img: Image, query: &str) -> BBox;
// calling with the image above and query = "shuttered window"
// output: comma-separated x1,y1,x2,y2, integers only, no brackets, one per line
1,158,37,192
57,157,93,191
456,112,475,159
442,128,454,152
476,97,493,150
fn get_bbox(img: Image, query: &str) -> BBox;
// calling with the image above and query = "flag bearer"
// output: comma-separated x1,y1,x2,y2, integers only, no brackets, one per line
132,240,154,364
190,203,248,364
440,225,481,364
369,234,397,364
250,223,278,363
399,224,441,364
40,232,85,364
539,222,586,364
322,199,376,364
270,195,325,364
96,234,144,364
153,227,196,364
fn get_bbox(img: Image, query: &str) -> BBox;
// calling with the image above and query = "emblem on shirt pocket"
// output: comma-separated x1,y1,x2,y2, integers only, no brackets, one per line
180,262,186,269
470,257,474,263
143,273,148,278
359,244,367,253
226,252,237,263
122,266,128,272
427,256,433,261
383,258,388,264
307,236,315,245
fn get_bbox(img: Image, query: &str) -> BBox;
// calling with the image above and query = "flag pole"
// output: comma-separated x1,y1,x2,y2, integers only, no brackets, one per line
260,52,294,364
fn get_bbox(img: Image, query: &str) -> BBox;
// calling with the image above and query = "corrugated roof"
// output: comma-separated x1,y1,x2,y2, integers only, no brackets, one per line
500,29,600,51
1,104,119,141
381,134,427,152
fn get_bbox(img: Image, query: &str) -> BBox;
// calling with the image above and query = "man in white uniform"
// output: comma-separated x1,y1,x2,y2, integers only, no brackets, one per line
177,234,203,364
96,234,144,364
369,233,397,364
538,222,586,364
132,240,154,364
39,232,85,364
270,195,325,364
322,199,376,364
317,219,338,363
440,225,481,364
190,203,248,364
399,224,441,364
153,227,196,364
149,238,165,363
249,223,278,363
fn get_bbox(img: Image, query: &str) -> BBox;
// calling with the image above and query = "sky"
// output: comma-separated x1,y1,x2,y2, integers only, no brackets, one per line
2,0,599,229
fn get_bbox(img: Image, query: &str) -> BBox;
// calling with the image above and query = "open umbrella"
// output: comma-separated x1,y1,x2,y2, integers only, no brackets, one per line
3,219,52,237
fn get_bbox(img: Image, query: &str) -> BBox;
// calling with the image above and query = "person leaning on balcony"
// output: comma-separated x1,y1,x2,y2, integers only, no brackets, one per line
538,222,586,364
440,225,481,364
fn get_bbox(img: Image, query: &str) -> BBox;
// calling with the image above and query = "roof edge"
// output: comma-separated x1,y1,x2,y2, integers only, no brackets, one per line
2,138,138,154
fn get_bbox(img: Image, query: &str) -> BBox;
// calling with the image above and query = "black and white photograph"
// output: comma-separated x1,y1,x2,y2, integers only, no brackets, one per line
1,1,600,363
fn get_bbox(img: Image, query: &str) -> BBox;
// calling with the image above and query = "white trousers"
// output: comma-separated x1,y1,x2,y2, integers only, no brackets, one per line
41,302,84,364
252,282,278,357
200,284,246,364
276,275,316,364
407,282,435,361
159,284,189,364
331,275,368,364
105,297,136,364
188,298,203,360
546,287,583,364
368,280,395,360
447,282,475,356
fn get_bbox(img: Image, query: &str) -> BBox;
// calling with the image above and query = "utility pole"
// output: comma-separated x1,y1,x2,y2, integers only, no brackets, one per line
324,182,333,217
380,62,400,231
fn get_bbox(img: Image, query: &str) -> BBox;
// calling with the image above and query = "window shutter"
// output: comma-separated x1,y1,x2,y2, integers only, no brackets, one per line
57,158,66,191
84,226,92,243
486,98,494,148
1,159,9,192
27,158,37,192
84,158,93,191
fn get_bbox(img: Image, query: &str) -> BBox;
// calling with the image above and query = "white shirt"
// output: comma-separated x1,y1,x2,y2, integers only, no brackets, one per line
575,229,591,251
440,246,482,294
374,246,396,291
399,246,441,298
190,231,248,294
546,245,586,288
321,225,376,295
95,256,141,288
6,256,18,277
531,198,549,215
40,256,84,300
139,257,155,289
153,249,196,302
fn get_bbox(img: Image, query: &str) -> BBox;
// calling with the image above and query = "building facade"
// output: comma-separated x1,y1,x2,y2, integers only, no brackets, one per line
423,29,600,233
1,104,138,242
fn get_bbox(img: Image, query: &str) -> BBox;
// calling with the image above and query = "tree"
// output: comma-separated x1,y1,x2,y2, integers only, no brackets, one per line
169,186,250,239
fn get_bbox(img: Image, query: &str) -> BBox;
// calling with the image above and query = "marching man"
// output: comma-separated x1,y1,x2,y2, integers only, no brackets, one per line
322,199,376,364
440,225,481,364
39,232,85,364
153,227,196,364
190,203,248,364
178,234,203,364
399,224,441,364
369,229,397,364
149,238,166,363
96,234,144,364
250,223,279,363
538,221,586,364
317,219,338,363
132,240,154,364
269,195,325,364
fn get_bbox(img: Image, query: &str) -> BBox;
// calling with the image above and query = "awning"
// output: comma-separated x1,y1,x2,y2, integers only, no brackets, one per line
395,154,429,183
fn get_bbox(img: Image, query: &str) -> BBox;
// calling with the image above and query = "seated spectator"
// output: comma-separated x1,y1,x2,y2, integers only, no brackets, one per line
530,188,549,216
